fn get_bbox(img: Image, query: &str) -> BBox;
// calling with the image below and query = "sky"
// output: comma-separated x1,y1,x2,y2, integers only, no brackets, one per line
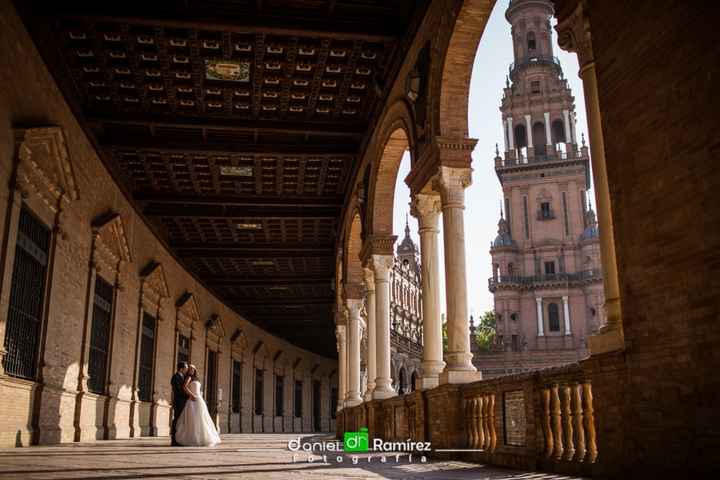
392,0,588,317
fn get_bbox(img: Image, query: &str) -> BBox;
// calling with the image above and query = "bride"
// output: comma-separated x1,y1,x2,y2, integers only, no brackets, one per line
175,364,222,446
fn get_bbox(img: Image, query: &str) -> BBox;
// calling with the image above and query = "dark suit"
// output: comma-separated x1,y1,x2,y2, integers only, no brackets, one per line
170,372,188,445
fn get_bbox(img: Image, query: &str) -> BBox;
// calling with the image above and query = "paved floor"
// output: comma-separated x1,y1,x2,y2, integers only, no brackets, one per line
0,434,586,479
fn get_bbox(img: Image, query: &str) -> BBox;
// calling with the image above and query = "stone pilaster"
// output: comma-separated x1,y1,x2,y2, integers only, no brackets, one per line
557,0,624,354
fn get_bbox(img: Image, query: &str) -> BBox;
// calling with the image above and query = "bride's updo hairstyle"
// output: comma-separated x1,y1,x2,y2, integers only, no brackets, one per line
188,364,198,381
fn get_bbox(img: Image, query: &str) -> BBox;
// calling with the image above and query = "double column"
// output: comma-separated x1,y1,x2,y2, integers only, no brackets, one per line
369,253,395,399
411,193,445,389
434,166,481,384
362,267,376,401
344,285,363,407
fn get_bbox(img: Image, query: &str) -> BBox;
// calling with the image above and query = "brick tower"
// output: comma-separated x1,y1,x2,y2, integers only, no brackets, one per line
474,0,605,378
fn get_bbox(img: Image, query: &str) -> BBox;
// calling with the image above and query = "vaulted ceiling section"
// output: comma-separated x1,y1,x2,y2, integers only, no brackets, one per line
17,0,429,358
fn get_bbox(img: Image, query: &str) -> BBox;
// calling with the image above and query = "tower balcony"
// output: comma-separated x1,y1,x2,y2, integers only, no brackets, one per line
509,54,562,81
488,269,602,292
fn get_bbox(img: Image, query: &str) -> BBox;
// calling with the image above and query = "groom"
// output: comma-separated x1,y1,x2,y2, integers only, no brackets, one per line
170,361,189,446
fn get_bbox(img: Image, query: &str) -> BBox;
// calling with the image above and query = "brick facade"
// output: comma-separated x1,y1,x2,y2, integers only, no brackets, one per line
0,0,336,447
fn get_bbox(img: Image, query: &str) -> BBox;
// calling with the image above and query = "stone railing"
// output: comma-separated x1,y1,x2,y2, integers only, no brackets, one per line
338,351,625,476
488,269,602,291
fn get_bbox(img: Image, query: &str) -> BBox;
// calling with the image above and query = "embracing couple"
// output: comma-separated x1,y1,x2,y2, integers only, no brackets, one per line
170,361,222,447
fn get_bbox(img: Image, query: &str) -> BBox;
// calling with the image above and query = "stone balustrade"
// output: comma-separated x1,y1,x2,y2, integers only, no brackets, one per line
338,351,623,477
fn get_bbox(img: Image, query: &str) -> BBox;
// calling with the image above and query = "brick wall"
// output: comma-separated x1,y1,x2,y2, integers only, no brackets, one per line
580,0,720,475
0,0,336,447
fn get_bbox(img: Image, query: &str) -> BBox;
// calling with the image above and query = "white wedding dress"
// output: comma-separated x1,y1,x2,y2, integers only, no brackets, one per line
175,380,222,446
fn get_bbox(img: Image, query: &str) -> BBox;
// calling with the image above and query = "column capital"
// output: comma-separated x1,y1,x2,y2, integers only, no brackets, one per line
369,254,394,283
433,166,472,208
360,234,397,264
345,297,363,316
562,295,569,303
410,192,441,231
536,297,543,303
555,0,594,69
362,266,375,292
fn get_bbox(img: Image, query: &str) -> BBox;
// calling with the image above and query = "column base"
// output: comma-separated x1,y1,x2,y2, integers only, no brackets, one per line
420,360,445,390
439,369,482,385
345,393,362,407
372,379,395,400
588,325,625,355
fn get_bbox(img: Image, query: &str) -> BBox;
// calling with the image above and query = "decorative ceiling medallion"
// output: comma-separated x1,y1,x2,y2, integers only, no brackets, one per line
237,222,263,230
220,165,253,177
205,59,250,82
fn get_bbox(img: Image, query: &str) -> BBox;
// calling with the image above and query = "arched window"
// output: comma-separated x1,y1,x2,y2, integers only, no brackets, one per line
493,263,499,280
514,124,527,148
508,262,514,276
548,303,560,332
398,368,407,395
532,121,547,154
410,371,417,391
527,31,536,52
552,119,566,144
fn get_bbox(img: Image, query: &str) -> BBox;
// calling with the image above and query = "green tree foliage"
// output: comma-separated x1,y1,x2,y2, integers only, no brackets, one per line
473,310,496,352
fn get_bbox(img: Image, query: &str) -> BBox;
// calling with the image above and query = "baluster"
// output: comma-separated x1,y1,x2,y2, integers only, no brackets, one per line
477,396,485,450
483,395,492,450
573,382,586,462
583,382,598,463
466,398,476,448
542,387,553,457
488,393,497,452
551,384,564,460
562,385,575,461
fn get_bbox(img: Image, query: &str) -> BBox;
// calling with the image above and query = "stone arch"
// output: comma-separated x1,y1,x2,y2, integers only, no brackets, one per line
367,124,412,236
437,0,495,138
343,210,364,289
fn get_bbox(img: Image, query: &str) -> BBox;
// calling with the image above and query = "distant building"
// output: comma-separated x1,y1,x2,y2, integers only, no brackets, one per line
389,217,423,393
472,0,604,378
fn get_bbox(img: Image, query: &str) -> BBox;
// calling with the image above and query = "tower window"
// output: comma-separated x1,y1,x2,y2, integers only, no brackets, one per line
540,202,553,219
531,81,540,94
544,261,556,275
552,119,566,143
511,335,520,352
527,32,536,51
514,124,527,148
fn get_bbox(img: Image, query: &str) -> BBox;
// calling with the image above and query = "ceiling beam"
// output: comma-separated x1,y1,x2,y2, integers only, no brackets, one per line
232,297,335,306
176,243,333,254
144,203,340,218
136,193,344,208
55,13,401,43
104,141,359,156
178,248,334,258
88,114,366,137
205,276,330,287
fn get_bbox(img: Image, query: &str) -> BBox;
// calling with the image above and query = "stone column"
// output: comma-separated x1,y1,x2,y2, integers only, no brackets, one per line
544,112,552,146
345,297,363,407
536,297,545,336
557,3,624,354
525,114,533,158
411,193,445,389
335,324,346,410
563,109,572,145
562,295,572,335
435,167,480,384
362,267,376,401
371,254,395,399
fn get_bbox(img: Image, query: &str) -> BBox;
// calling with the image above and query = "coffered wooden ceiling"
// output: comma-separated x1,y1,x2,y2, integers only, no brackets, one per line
17,0,428,358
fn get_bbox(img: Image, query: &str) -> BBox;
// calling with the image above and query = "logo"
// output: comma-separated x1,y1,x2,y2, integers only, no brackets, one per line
343,427,369,453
